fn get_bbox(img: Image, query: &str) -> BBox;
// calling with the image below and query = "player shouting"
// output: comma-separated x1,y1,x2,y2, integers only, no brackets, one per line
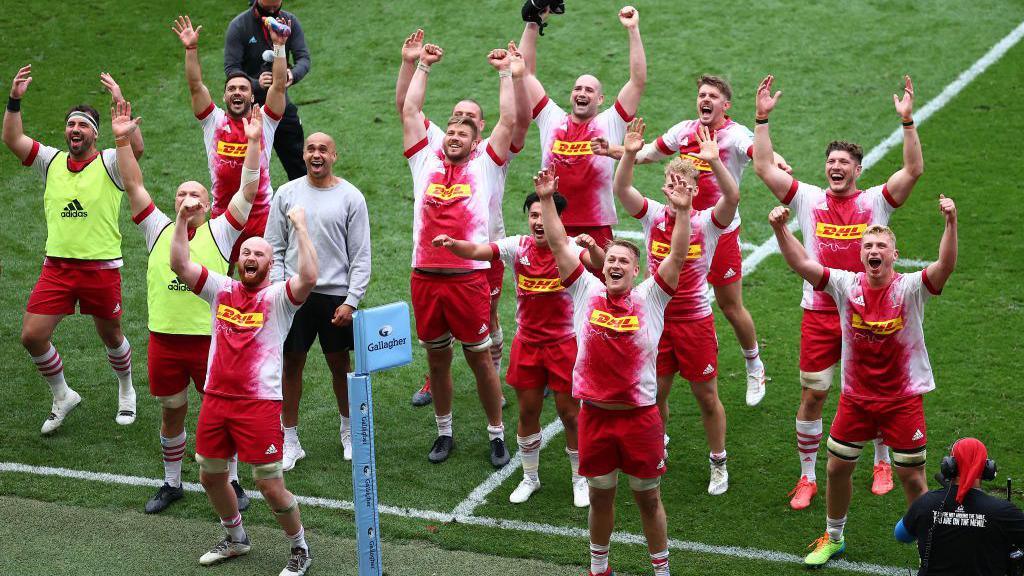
432,193,604,507
4,65,144,434
401,42,516,467
171,202,317,576
172,14,287,260
614,118,739,495
538,166,689,576
753,74,924,508
769,195,956,567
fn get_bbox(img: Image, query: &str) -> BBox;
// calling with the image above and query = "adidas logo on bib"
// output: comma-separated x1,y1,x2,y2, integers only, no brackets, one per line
167,277,192,292
61,198,88,218
265,443,278,455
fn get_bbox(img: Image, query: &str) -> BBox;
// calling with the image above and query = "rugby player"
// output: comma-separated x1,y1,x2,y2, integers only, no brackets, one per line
401,42,516,466
613,118,739,495
171,203,317,576
111,101,260,513
753,74,924,508
4,65,145,434
769,195,957,566
432,194,604,507
537,166,689,576
172,14,287,260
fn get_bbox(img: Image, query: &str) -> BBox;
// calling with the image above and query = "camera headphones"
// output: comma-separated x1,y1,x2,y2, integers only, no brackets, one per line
939,438,998,482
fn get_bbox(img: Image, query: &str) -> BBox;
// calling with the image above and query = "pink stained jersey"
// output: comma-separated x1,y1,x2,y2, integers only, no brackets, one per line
193,267,303,401
197,102,281,222
565,265,674,406
635,198,727,321
785,179,898,311
491,235,583,345
817,268,940,401
653,117,752,219
405,137,505,270
533,95,631,227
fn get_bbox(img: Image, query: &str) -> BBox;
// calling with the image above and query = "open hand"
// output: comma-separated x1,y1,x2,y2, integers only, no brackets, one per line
508,41,525,78
402,29,425,63
242,105,263,141
10,65,32,99
664,174,694,212
693,124,720,163
100,73,125,102
110,100,141,139
533,167,558,198
893,75,914,121
172,15,202,49
755,75,781,119
624,117,645,154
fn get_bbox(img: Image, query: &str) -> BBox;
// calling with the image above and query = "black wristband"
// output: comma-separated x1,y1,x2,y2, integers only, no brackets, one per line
755,117,769,125
902,119,914,127
6,97,21,113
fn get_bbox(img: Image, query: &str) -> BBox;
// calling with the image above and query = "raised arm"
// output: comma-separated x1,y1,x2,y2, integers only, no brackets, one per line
172,16,214,117
614,6,645,118
3,65,36,163
431,235,494,261
656,178,693,289
100,73,144,159
535,168,580,281
516,21,548,111
693,124,739,225
752,75,794,201
769,205,825,286
285,207,318,303
263,19,290,118
484,48,516,159
395,29,425,117
170,199,206,286
576,234,606,270
402,44,442,150
508,41,530,151
613,117,648,216
884,76,923,207
923,195,957,292
226,105,263,227
110,101,151,218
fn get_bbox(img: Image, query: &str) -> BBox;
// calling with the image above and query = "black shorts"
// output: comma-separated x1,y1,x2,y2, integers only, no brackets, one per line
284,293,355,354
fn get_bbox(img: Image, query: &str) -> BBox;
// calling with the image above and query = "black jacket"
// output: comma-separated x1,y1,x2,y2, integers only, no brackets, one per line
224,7,310,116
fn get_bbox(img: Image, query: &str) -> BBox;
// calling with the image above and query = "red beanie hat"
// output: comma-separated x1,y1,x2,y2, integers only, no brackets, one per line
953,438,988,504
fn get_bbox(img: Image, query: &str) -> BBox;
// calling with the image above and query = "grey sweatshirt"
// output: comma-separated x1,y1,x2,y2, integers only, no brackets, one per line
267,176,371,308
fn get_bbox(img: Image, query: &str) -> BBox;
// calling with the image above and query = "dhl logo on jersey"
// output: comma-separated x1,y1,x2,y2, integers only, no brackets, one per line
589,309,640,332
816,222,867,240
517,274,563,292
851,313,903,335
216,304,265,328
551,140,592,156
425,183,472,201
216,141,249,158
679,153,713,172
650,241,702,260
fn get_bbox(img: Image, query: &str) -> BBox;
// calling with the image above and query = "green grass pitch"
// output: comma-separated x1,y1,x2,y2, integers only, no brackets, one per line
2,1,1024,574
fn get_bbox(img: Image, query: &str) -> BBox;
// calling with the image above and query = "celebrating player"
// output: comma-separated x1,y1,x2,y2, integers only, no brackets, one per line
266,131,372,469
516,5,645,264
753,74,924,508
401,42,516,466
537,166,689,576
171,202,318,576
396,31,532,408
111,101,261,513
769,195,956,566
172,14,287,260
3,65,144,434
432,194,604,507
614,118,739,495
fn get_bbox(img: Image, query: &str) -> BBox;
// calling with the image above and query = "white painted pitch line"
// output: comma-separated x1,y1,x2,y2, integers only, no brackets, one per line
0,461,902,575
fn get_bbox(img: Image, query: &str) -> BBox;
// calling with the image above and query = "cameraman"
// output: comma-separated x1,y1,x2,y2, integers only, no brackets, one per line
896,438,1024,575
225,0,310,180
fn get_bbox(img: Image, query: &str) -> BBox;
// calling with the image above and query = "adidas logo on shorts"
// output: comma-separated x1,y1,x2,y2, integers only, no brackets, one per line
478,323,488,335
61,198,88,218
722,268,736,279
656,459,666,470
265,443,278,455
912,429,924,441
112,302,121,314
702,364,714,376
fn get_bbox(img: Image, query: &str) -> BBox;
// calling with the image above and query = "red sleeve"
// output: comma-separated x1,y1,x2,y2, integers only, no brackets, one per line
921,268,941,296
632,198,649,220
262,104,283,122
21,140,40,166
224,207,244,231
485,143,506,167
745,145,754,159
613,100,634,122
191,266,210,295
132,202,157,224
422,117,431,130
710,211,728,230
285,279,304,306
655,136,674,156
782,178,799,205
403,137,428,159
813,267,831,292
654,269,675,296
881,184,901,208
488,242,501,261
563,263,585,288
195,102,216,121
531,95,550,120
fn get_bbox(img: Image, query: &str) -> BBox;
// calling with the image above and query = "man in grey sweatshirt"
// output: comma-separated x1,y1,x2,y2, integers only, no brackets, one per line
266,131,371,469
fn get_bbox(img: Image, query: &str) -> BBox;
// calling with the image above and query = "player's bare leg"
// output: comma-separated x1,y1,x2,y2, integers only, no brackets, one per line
281,351,308,470
511,387,544,503
464,347,510,467
23,312,80,434
893,464,928,504
655,374,673,458
426,346,456,463
691,377,729,495
325,350,353,461
633,485,670,575
588,484,617,575
201,470,240,521
198,467,251,565
714,280,767,406
256,475,311,573
554,391,587,507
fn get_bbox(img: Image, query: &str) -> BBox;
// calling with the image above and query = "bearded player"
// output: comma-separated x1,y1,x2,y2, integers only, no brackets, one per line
111,101,261,513
770,195,956,567
397,31,533,407
614,118,739,496
171,202,317,576
753,74,924,508
539,166,689,576
172,14,287,260
431,194,605,508
4,65,145,434
517,5,645,266
401,43,516,466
